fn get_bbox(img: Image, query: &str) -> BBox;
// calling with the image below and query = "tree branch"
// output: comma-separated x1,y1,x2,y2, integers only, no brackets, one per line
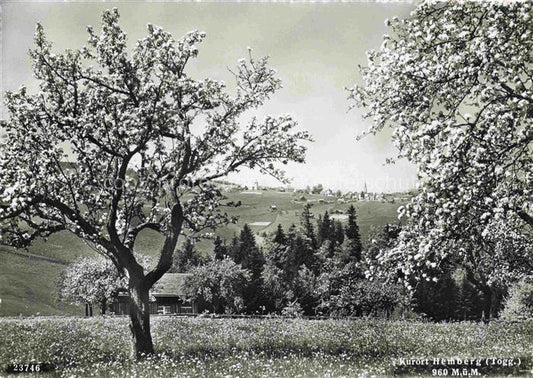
517,210,533,228
145,201,184,288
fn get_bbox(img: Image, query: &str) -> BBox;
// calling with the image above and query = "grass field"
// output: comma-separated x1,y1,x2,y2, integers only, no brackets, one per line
215,189,402,243
0,188,404,316
0,250,83,317
0,317,531,377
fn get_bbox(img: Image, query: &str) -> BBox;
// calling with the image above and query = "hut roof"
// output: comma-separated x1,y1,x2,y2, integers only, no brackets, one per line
152,273,192,297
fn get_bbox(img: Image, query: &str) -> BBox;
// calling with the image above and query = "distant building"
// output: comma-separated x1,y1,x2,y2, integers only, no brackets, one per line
342,192,358,201
110,273,197,315
320,188,334,197
358,182,369,201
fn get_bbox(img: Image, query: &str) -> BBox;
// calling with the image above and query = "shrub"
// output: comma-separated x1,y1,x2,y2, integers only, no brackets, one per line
501,277,533,320
184,257,251,314
281,301,304,318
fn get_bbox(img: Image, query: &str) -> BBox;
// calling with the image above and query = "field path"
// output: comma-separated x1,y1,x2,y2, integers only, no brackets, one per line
1,248,67,266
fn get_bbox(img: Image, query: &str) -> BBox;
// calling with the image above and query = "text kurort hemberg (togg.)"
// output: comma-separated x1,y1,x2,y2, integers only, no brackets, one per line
393,357,521,367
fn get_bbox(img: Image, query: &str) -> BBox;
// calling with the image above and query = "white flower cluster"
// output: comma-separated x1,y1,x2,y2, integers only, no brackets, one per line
353,1,532,289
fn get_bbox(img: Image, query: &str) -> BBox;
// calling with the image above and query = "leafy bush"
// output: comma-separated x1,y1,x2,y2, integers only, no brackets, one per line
332,279,406,317
184,257,250,314
501,277,533,321
281,301,304,318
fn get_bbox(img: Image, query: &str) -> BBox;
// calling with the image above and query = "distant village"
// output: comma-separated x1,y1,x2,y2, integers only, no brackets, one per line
214,180,415,205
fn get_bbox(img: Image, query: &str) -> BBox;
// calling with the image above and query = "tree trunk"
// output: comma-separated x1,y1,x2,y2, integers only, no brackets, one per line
464,268,493,323
129,284,154,358
101,297,107,315
121,202,183,358
482,288,492,323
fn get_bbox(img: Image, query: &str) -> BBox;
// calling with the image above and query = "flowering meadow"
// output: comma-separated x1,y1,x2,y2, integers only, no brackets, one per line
0,317,532,377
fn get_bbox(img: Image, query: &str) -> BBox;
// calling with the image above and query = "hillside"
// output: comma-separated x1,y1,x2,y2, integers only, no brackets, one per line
0,188,406,316
219,189,402,241
0,247,83,316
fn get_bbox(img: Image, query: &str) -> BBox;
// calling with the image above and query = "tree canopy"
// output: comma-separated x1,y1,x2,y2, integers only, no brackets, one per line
352,1,532,298
0,8,310,356
184,257,250,314
57,256,126,314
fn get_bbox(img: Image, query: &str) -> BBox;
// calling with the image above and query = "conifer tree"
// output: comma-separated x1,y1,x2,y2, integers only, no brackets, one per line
334,221,345,246
238,224,264,278
213,235,228,261
317,211,333,248
229,235,241,263
173,238,203,273
345,206,360,240
300,204,317,248
230,225,265,313
284,224,299,281
273,224,287,245
344,205,362,262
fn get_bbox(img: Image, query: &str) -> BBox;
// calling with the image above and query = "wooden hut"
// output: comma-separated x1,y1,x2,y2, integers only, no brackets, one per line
109,273,197,315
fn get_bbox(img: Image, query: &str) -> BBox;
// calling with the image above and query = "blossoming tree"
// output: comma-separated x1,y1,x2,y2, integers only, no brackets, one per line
57,256,127,315
351,1,532,319
0,9,310,356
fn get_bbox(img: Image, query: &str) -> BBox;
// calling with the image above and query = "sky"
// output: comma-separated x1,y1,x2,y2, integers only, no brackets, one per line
1,1,418,193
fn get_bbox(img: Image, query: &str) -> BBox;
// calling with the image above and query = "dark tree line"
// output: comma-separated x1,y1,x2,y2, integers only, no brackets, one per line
183,204,403,316
179,203,495,320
